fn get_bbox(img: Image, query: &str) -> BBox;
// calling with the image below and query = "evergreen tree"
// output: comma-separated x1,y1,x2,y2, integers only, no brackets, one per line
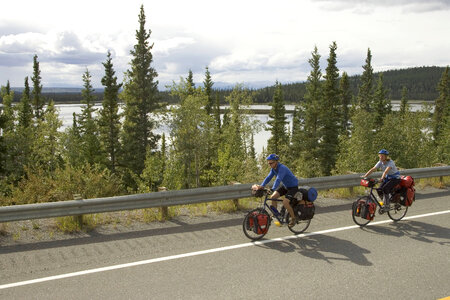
18,77,33,129
339,72,351,135
357,48,374,111
120,5,160,187
372,73,392,128
399,86,409,116
433,66,449,142
267,81,288,156
294,45,322,177
31,55,45,120
99,50,122,173
203,67,214,115
318,41,340,176
30,100,63,173
0,82,14,133
186,69,195,95
213,93,221,132
78,69,103,166
62,113,83,167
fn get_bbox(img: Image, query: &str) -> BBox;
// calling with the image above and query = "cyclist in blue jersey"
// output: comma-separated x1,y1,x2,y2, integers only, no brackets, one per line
363,149,401,210
252,154,299,226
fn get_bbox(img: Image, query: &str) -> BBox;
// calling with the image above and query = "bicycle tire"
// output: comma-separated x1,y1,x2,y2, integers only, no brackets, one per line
352,196,372,227
285,213,311,234
387,203,408,221
242,208,270,240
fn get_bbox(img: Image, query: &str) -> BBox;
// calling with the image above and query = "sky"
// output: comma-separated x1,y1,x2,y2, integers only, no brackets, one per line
0,0,449,90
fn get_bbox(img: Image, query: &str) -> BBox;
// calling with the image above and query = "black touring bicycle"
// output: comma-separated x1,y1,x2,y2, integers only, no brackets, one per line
243,187,317,240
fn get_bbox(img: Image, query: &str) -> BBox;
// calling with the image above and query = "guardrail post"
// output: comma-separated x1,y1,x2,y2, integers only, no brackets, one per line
73,194,83,228
158,187,168,220
232,182,241,209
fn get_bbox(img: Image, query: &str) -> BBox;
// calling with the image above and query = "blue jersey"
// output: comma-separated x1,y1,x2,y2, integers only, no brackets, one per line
261,163,298,189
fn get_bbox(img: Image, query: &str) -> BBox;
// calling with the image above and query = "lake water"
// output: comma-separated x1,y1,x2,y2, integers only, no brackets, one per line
55,102,430,155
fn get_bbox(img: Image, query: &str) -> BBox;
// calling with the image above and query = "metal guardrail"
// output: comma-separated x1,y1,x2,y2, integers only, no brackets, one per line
0,166,448,223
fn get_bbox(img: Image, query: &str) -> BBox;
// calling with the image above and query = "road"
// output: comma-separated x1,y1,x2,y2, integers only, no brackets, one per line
1,187,449,299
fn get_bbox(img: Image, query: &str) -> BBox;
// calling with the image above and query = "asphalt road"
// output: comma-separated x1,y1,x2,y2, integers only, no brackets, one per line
1,187,449,299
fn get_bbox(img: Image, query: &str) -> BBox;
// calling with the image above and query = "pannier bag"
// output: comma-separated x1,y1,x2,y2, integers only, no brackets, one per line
354,198,376,220
401,187,415,206
399,175,415,206
295,186,318,202
247,211,269,234
296,202,315,220
360,178,376,188
400,175,414,188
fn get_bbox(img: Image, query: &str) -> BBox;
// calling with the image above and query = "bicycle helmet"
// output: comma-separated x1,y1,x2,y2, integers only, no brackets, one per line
266,154,279,161
378,149,389,155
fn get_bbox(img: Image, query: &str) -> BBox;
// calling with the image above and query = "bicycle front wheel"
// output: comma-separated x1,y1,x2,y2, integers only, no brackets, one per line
387,203,408,221
285,214,311,234
242,208,270,240
352,196,372,227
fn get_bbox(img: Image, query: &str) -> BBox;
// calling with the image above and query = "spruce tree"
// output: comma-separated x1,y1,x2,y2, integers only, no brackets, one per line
31,100,62,173
399,86,409,116
339,72,351,135
79,69,103,166
0,82,14,133
203,67,214,115
186,69,195,95
296,45,322,177
99,50,122,173
31,55,45,120
120,5,160,187
357,48,374,111
318,41,340,176
372,73,391,128
433,66,449,142
18,77,33,129
267,81,288,156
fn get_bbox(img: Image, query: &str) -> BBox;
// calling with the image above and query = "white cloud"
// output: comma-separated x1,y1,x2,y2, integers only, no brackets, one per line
0,0,449,88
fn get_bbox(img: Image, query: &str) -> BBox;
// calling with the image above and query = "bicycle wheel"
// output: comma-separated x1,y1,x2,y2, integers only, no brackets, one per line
285,213,311,234
352,196,372,227
242,208,270,240
387,203,408,221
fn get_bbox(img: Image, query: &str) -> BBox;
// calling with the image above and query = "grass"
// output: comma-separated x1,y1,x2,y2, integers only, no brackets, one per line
1,177,447,236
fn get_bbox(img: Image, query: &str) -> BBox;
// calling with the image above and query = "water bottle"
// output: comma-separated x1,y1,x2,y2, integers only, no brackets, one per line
270,205,279,216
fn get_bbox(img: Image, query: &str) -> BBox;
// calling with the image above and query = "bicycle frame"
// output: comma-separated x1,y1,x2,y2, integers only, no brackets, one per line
261,192,286,223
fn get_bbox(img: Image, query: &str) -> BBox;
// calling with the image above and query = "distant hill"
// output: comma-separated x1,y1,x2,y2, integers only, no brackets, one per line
251,66,447,103
4,66,447,104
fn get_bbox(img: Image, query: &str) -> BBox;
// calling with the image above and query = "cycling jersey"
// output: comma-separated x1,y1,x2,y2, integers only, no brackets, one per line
261,163,298,190
375,160,400,180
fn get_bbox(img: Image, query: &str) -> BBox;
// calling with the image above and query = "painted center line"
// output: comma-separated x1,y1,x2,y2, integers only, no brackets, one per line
1,210,449,290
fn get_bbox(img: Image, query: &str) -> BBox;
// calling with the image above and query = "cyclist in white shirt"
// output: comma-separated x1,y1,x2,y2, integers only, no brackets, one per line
363,149,401,210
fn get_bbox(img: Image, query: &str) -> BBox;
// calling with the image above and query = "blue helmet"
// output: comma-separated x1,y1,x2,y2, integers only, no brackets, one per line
378,149,389,155
266,154,279,161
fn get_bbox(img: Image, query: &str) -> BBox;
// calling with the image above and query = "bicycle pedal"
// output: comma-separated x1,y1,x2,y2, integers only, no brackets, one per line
274,220,282,227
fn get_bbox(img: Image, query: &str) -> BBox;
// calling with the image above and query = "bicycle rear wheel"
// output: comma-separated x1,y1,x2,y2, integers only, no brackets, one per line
387,203,408,221
242,208,270,240
285,214,311,234
352,196,372,227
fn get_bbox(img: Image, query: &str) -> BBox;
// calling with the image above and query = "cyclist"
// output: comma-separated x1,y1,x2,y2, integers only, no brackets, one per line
363,149,401,210
252,154,299,226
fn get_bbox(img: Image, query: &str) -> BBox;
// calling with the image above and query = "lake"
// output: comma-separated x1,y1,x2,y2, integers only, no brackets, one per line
55,102,431,155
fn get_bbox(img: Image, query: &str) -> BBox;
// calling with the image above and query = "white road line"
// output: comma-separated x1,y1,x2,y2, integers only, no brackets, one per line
1,210,449,290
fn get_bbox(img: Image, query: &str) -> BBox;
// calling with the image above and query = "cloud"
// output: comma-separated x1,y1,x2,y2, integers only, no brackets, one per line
313,0,450,13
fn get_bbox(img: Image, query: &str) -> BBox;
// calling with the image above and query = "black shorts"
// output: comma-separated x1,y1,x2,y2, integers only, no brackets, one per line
276,185,299,201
